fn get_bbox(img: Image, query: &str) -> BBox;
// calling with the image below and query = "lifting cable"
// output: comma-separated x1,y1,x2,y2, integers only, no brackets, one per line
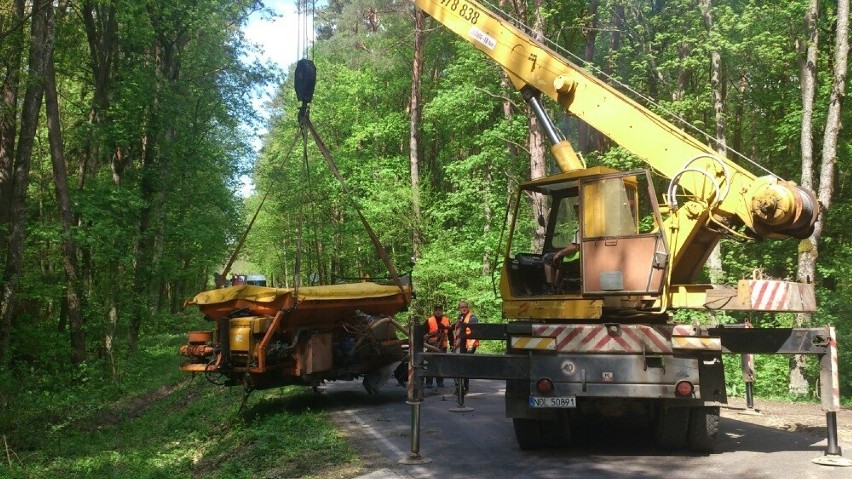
217,0,317,291
290,0,406,301
290,0,317,297
296,0,315,61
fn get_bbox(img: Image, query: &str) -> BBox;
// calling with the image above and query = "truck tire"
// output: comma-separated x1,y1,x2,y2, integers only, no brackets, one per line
687,406,720,453
513,418,544,450
654,406,689,450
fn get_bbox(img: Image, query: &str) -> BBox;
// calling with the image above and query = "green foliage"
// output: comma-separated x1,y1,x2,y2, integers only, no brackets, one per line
1,315,358,479
724,353,823,400
1,0,269,367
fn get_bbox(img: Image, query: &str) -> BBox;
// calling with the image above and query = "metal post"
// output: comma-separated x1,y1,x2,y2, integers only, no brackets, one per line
744,381,754,410
400,318,431,465
825,412,841,456
409,401,423,454
741,349,755,410
449,321,473,413
812,325,851,467
739,321,758,415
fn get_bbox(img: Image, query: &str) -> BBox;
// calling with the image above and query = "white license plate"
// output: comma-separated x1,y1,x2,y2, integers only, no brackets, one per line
529,396,576,408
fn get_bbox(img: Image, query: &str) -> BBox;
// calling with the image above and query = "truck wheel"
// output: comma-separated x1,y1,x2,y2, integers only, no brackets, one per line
513,418,544,450
654,406,689,450
687,406,719,453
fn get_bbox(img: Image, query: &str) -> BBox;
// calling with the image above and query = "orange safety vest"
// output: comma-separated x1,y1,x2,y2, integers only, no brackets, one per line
457,311,480,351
426,315,451,349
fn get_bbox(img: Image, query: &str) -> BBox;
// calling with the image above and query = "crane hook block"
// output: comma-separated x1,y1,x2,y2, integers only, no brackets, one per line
294,59,316,104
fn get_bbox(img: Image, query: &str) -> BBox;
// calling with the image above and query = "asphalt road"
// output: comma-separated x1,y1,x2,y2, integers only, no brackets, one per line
318,377,851,479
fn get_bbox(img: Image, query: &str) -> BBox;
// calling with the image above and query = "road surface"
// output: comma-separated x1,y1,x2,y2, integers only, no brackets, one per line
317,378,850,478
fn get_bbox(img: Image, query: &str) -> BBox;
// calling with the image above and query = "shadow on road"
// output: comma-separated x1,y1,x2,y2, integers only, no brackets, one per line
239,380,408,421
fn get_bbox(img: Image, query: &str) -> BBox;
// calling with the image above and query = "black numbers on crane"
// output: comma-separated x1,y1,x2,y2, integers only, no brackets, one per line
440,0,480,25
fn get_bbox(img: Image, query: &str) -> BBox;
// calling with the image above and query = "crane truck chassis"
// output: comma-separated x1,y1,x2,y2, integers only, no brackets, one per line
401,0,846,463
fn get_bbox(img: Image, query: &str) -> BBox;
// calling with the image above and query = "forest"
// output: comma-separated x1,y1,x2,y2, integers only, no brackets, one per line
0,0,849,475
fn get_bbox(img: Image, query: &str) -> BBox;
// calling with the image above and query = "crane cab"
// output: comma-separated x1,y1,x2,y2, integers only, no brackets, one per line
500,167,670,321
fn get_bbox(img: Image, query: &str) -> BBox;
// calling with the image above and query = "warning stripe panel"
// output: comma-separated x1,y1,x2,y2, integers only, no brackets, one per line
528,324,674,353
510,337,555,350
671,336,721,351
672,324,697,336
734,279,816,312
750,280,790,310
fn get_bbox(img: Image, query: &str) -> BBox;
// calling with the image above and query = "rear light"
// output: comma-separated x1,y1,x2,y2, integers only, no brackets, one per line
536,378,554,394
675,380,694,397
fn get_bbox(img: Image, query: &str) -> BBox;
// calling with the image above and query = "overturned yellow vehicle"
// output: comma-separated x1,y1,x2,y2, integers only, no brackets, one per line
178,282,411,393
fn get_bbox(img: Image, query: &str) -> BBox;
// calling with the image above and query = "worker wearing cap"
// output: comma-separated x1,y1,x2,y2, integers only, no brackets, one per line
424,305,452,388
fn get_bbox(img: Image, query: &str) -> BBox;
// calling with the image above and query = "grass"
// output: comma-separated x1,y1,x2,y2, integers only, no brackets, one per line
0,315,365,479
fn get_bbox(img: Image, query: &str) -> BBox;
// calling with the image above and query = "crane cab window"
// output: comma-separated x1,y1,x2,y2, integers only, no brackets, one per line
579,171,669,296
582,177,638,238
504,180,581,297
502,171,668,298
550,196,580,251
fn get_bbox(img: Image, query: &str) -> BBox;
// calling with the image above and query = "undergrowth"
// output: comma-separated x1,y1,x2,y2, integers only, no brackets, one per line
0,314,361,478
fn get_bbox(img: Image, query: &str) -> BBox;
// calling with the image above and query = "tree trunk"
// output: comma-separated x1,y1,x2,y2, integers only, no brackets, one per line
79,1,119,338
578,0,600,154
790,0,821,397
699,0,726,286
44,11,86,364
79,0,118,188
409,6,425,259
0,0,25,264
792,0,848,396
798,0,820,194
606,3,623,78
529,1,547,251
731,72,747,153
131,6,188,351
482,162,493,275
332,206,343,281
0,0,51,363
506,0,547,250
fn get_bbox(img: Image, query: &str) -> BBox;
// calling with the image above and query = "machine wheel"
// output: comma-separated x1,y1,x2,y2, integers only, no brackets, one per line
654,406,689,450
513,418,544,450
687,406,720,453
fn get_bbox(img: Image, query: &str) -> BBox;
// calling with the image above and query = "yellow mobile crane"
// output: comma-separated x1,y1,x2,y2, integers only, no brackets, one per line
405,0,844,460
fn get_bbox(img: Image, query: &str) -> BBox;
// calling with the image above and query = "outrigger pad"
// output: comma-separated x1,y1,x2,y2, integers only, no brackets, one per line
295,58,317,103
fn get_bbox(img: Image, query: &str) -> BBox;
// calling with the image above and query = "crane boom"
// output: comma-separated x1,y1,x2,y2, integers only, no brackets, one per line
416,0,818,288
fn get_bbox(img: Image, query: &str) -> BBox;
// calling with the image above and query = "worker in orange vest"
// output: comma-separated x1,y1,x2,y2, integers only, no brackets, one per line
454,300,479,394
424,305,452,388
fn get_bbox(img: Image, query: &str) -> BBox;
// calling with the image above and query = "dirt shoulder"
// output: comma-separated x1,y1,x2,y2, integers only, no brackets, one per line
721,396,852,444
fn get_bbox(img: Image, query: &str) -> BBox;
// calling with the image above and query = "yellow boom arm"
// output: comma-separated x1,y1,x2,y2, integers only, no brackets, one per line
416,0,818,283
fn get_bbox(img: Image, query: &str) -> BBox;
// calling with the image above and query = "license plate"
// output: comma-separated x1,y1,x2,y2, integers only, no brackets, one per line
529,396,576,408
